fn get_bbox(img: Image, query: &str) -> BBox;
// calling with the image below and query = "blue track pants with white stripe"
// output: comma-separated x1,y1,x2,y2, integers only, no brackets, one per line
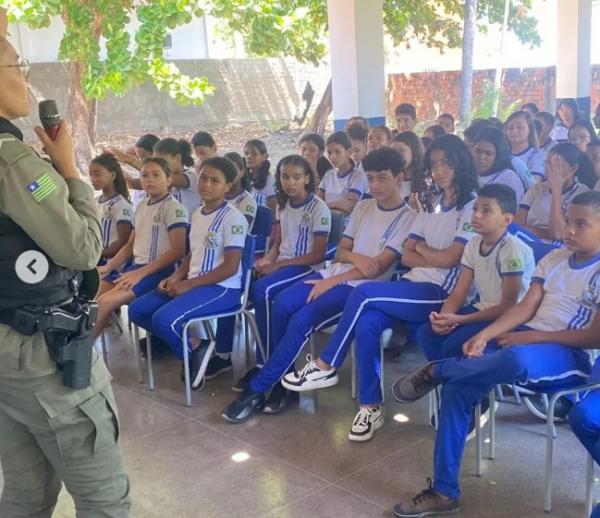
318,280,448,404
249,273,353,394
248,265,313,364
129,285,241,359
432,340,591,500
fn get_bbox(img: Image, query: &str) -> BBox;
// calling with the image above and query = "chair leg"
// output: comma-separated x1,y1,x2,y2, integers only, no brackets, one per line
133,325,143,383
245,311,266,364
489,389,496,460
146,333,156,391
544,393,560,512
351,341,357,400
113,312,124,335
380,336,385,404
100,332,108,366
475,404,483,477
586,454,595,517
182,327,192,407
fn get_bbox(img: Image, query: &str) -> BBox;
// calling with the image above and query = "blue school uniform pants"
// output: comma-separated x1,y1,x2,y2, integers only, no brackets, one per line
317,280,447,405
431,338,591,500
128,285,241,359
249,273,354,394
247,265,314,364
418,305,492,362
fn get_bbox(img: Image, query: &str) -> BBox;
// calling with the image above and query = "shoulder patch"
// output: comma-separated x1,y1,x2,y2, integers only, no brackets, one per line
506,257,524,272
27,173,57,203
321,217,329,225
175,209,185,218
231,225,244,235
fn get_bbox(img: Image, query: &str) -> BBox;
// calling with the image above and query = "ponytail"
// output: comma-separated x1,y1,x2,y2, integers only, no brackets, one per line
154,138,195,168
91,152,131,203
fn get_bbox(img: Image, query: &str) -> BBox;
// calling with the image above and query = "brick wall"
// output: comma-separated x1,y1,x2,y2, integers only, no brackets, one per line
387,65,600,123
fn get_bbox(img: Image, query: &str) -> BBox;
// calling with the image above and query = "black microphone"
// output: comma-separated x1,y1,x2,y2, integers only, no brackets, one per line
39,100,61,141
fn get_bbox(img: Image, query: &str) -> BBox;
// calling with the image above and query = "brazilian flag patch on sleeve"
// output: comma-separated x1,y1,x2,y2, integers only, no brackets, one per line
506,257,524,272
27,173,57,203
232,225,244,235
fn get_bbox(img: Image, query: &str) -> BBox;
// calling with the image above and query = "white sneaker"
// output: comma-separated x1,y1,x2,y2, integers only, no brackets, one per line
348,406,384,442
281,354,339,392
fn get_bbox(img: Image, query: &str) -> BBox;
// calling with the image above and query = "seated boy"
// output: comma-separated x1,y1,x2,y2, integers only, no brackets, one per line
418,184,535,363
222,147,416,422
394,103,417,133
391,190,600,517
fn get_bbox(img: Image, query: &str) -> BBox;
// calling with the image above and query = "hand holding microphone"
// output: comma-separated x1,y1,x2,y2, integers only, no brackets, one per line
34,100,80,180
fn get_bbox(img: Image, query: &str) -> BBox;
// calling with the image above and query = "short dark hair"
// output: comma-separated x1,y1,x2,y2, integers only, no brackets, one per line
535,111,555,128
326,131,352,149
135,134,160,153
200,156,238,183
154,138,195,167
464,119,494,142
438,113,455,125
346,125,368,143
370,125,393,142
425,124,446,139
521,102,540,114
477,184,517,215
299,133,326,152
191,131,216,148
142,156,172,177
362,146,406,177
394,103,417,120
570,190,600,213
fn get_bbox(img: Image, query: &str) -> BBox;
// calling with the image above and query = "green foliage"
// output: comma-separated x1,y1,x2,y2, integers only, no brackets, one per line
1,0,214,104
471,79,521,121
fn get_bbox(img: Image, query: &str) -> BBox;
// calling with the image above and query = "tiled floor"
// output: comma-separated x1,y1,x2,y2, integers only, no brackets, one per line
1,317,597,518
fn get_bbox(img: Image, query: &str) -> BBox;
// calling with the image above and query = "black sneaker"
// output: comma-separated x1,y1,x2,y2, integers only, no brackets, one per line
393,478,459,517
205,355,233,380
391,364,439,403
180,363,205,391
222,387,265,423
466,396,490,442
523,394,573,422
232,366,261,393
139,336,171,359
263,382,295,415
190,341,211,390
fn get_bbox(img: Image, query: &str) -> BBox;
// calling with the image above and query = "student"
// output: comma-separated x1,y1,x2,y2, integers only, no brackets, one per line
421,136,433,150
437,113,455,134
110,133,160,207
418,184,534,362
319,131,367,218
473,127,529,201
345,116,370,131
153,138,202,217
347,124,369,170
223,151,257,229
569,120,598,153
394,103,417,133
391,131,426,201
552,98,581,142
424,124,446,141
595,103,600,134
128,157,248,388
521,102,539,116
298,133,332,181
534,111,558,153
516,143,591,242
367,125,393,152
222,147,416,422
587,141,600,189
191,131,218,166
390,191,600,518
94,157,189,336
228,155,331,389
244,139,277,215
90,153,134,262
285,135,479,441
505,110,546,181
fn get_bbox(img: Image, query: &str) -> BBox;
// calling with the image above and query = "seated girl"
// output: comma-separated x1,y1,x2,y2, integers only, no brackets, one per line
128,157,248,388
298,133,333,182
244,139,278,215
94,157,189,336
223,151,257,229
367,125,393,152
506,110,547,181
391,131,426,201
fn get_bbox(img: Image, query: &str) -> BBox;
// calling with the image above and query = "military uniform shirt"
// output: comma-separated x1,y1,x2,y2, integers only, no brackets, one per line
133,194,189,264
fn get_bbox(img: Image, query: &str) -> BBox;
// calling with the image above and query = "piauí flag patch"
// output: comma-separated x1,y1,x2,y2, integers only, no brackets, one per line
27,173,57,202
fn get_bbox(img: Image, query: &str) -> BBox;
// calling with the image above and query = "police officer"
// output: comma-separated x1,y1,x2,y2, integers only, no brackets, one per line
0,11,131,517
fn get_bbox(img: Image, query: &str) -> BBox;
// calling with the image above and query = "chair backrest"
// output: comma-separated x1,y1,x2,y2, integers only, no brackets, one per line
252,205,273,254
240,234,256,308
508,223,561,264
325,209,346,261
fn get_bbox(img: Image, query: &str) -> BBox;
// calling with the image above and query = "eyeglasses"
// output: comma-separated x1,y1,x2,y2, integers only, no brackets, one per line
1,59,31,81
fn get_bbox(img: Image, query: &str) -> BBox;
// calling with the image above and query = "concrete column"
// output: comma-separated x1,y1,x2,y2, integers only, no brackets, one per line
327,0,386,131
556,0,592,117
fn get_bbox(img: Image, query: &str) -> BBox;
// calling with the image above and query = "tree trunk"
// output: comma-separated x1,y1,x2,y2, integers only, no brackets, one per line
305,79,332,135
459,0,478,125
67,61,97,173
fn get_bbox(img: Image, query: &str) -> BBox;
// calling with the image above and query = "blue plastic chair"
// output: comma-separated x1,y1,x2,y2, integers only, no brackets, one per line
508,223,562,263
253,205,273,256
325,209,345,261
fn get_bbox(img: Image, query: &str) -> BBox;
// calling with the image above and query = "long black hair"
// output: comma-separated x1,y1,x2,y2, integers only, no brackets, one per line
135,134,160,154
224,151,252,192
423,134,479,210
275,155,316,209
393,131,425,194
244,139,271,190
548,142,596,189
154,138,195,168
556,98,582,128
474,127,514,175
91,152,131,203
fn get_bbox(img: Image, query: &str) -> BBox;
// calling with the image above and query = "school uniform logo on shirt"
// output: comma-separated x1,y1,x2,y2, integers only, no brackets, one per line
581,272,600,308
153,214,161,223
300,212,311,227
231,225,244,235
204,231,218,249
